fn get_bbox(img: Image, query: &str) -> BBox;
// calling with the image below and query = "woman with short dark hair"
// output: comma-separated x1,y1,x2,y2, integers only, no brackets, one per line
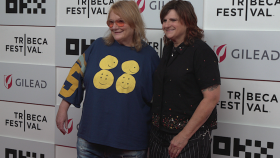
149,0,221,158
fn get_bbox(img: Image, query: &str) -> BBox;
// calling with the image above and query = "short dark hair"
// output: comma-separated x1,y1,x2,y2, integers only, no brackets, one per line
160,0,204,46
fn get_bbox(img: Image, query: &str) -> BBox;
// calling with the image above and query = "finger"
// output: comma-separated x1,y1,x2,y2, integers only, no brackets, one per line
59,128,66,135
172,148,178,158
57,122,66,135
175,149,181,158
64,118,68,130
168,145,172,157
169,147,176,158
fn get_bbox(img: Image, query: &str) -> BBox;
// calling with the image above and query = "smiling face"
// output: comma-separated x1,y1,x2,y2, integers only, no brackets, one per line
121,60,139,75
99,55,118,70
162,9,187,46
93,70,114,89
108,11,134,47
116,74,136,94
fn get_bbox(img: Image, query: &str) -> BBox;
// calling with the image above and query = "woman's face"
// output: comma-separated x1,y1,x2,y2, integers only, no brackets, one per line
162,9,187,44
108,11,134,47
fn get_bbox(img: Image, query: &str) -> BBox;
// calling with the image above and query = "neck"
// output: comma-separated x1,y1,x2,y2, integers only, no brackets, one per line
117,41,133,47
172,39,183,47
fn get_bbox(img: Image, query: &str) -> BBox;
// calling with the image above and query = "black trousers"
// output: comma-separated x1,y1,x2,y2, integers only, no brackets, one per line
149,127,212,158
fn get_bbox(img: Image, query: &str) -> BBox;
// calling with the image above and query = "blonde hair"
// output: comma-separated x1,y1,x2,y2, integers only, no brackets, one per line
103,0,147,52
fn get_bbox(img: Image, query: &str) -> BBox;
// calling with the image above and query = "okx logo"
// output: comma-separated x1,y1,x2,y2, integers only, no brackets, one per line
66,38,95,55
4,74,12,89
213,44,227,63
213,136,274,157
5,148,45,158
6,0,46,14
135,0,145,13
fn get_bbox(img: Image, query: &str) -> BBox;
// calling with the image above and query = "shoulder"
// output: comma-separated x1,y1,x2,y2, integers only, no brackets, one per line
192,39,216,57
140,42,159,58
193,39,213,52
95,37,106,45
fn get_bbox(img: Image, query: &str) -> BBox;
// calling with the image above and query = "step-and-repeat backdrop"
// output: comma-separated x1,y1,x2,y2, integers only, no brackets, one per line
1,0,280,157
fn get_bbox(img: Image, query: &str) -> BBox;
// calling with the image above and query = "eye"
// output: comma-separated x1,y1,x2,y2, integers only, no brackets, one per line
118,20,125,23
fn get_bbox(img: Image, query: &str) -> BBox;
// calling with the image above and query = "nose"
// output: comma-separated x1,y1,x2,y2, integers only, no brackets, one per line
162,21,170,29
111,22,119,29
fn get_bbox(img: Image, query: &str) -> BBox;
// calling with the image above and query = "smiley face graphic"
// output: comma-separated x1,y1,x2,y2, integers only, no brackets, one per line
93,70,114,89
116,74,136,94
121,60,140,74
100,55,118,70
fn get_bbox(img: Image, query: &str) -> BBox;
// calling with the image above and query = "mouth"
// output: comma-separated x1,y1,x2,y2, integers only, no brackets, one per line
99,82,107,85
113,30,123,34
165,29,174,32
129,70,135,73
121,85,128,89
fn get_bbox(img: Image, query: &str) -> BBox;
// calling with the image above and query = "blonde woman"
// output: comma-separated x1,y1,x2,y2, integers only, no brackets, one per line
56,1,159,157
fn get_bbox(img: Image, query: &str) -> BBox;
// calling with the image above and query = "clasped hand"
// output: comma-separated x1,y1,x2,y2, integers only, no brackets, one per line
168,132,189,158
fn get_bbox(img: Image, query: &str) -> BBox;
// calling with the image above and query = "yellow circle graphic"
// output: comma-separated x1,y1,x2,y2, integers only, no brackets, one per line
93,70,114,89
121,60,140,74
116,74,136,94
99,55,118,70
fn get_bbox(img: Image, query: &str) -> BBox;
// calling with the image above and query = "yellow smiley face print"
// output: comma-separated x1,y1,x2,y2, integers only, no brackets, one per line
93,70,114,89
121,60,140,75
116,74,136,94
99,55,118,70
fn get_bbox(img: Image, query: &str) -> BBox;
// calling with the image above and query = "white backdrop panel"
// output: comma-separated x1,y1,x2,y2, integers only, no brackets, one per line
139,0,203,29
0,26,55,65
146,29,164,57
204,0,280,30
212,122,280,157
57,0,113,27
0,101,55,143
56,27,164,67
0,63,55,105
218,78,280,128
0,136,54,158
204,30,280,81
56,145,77,158
0,0,56,26
57,0,203,29
55,106,82,148
56,26,109,67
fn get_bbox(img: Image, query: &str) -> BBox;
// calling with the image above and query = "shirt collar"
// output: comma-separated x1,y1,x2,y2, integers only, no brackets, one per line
173,42,187,54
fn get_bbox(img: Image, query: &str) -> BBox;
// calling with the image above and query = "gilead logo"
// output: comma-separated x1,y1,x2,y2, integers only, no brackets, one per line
136,0,145,13
4,74,12,89
66,119,74,134
213,44,227,63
